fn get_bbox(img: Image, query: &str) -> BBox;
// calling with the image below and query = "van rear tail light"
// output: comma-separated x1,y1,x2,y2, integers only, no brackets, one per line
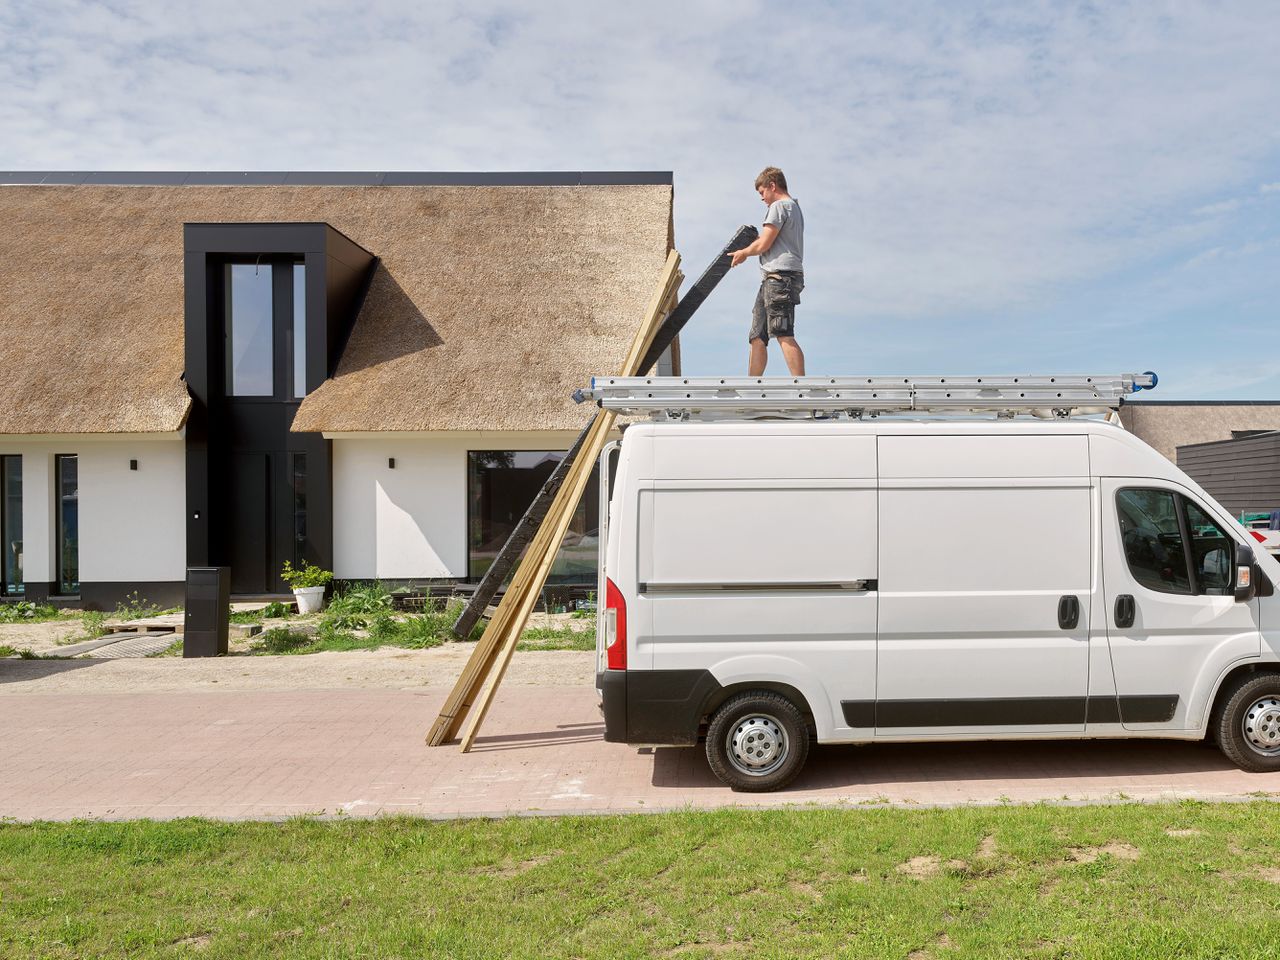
605,577,627,671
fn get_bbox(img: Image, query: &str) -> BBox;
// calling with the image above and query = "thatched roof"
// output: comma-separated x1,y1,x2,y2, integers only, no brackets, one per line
0,175,674,434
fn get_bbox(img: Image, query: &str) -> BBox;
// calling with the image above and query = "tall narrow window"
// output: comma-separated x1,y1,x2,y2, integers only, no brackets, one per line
291,452,308,564
225,263,275,396
55,454,79,595
293,263,307,398
1,456,21,596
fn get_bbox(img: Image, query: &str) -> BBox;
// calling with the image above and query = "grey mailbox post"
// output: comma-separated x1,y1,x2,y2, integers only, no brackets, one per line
184,567,230,658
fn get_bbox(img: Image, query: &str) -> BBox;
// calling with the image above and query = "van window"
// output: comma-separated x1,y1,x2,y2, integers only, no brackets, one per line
1184,499,1233,596
1116,489,1192,595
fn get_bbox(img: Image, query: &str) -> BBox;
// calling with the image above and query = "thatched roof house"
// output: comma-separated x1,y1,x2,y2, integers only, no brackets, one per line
0,172,675,435
0,172,675,608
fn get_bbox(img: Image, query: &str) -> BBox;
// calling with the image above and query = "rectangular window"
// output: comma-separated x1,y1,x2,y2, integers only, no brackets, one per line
224,263,275,396
56,454,79,595
1,456,22,596
291,452,307,565
293,263,307,398
468,451,599,582
1116,489,1192,595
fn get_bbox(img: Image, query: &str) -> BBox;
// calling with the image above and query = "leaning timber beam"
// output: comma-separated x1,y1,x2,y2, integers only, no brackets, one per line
449,225,758,641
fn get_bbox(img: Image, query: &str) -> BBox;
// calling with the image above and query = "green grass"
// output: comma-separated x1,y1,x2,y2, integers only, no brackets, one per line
516,622,595,651
1,803,1279,957
246,598,486,656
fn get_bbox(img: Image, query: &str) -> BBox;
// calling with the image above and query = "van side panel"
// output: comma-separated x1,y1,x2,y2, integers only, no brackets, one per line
875,435,1093,735
635,433,878,740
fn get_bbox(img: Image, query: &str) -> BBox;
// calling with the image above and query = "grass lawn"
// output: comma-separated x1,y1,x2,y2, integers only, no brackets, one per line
2,803,1279,958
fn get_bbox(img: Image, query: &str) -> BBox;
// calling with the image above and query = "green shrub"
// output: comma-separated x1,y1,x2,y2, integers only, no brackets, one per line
78,610,107,642
262,600,292,618
281,561,334,590
322,581,393,630
0,601,64,623
250,627,316,655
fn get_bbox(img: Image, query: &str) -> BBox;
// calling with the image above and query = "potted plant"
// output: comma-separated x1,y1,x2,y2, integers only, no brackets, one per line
280,560,334,614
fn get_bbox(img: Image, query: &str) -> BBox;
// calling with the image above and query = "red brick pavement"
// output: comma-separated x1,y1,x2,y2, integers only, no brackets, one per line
1,686,1278,821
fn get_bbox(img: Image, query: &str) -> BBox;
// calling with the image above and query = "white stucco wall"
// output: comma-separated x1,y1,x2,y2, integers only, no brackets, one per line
0,435,186,591
330,432,580,580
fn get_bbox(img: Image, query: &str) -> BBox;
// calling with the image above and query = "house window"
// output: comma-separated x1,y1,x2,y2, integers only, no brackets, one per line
1,456,21,596
291,452,307,564
224,263,275,396
56,454,79,595
467,451,599,582
293,263,307,398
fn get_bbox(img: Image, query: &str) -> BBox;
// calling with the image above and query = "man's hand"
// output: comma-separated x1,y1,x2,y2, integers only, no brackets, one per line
727,225,777,267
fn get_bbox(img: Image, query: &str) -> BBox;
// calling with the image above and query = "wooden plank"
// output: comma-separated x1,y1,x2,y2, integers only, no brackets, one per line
456,278,686,751
426,252,683,747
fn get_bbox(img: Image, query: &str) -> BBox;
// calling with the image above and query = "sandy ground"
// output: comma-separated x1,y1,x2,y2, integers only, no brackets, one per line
0,611,596,694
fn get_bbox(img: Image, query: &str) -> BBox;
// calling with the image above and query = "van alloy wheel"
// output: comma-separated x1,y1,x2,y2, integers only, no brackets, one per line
726,714,789,777
705,691,810,792
1243,696,1280,756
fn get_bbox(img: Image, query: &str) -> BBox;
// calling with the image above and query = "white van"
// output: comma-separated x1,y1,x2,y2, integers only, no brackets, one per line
594,416,1280,791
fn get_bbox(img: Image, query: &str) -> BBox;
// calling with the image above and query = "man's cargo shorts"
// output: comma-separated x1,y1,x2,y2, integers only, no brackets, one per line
749,271,804,343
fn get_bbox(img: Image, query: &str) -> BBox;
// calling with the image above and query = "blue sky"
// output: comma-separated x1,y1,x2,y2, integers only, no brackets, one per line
2,0,1278,398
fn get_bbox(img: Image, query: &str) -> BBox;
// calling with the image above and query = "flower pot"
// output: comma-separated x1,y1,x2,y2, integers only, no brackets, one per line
293,585,325,614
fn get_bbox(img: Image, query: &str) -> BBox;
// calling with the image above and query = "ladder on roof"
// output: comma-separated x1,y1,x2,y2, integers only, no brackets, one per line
573,372,1158,420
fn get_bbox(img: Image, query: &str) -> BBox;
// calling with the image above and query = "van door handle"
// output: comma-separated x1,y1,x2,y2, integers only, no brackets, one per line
1114,594,1135,629
1058,595,1080,630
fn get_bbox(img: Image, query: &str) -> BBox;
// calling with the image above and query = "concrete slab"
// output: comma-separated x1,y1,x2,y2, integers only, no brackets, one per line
1,685,1278,822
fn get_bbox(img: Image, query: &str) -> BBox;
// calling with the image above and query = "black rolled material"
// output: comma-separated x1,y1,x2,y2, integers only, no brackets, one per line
450,225,758,639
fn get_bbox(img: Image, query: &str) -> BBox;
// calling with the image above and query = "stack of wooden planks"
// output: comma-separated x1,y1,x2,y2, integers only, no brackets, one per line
427,251,685,751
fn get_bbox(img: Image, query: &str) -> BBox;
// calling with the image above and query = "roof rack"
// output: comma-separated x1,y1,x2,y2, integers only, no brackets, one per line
573,373,1158,420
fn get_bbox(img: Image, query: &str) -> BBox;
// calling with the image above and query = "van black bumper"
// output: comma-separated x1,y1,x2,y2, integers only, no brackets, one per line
598,669,723,746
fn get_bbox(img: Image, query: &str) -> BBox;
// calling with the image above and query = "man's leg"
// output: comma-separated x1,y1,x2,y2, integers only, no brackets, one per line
776,336,805,376
748,280,769,375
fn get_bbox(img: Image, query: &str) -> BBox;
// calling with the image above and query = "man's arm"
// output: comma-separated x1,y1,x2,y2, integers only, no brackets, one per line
729,224,778,267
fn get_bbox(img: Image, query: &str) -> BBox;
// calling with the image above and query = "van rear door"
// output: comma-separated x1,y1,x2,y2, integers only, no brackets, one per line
874,435,1093,735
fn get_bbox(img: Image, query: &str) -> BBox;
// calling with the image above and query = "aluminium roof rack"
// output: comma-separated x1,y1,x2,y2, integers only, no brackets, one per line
573,373,1158,420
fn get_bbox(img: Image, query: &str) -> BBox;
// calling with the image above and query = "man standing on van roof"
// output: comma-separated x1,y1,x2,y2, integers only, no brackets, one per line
729,166,806,376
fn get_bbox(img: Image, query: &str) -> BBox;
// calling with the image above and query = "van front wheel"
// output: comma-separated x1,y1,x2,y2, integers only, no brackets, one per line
706,691,810,792
1215,672,1280,772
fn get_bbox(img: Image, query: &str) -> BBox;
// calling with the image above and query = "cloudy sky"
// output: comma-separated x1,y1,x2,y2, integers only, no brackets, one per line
3,0,1278,398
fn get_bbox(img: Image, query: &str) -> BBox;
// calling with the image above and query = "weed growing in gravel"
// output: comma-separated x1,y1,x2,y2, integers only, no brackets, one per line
323,582,394,630
0,601,70,624
517,619,595,651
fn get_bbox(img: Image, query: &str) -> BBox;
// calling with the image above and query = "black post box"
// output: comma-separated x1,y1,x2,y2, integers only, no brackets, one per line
184,566,230,658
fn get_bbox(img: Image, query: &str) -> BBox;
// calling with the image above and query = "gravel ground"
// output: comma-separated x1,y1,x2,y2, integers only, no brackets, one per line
0,612,596,694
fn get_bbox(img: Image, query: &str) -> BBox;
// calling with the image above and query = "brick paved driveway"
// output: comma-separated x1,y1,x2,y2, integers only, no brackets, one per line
3,684,1279,820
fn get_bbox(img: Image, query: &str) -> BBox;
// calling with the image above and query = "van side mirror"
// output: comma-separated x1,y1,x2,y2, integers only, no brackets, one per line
1235,542,1257,602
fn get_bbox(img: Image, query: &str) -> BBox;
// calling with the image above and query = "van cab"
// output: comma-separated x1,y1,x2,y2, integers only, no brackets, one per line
595,418,1280,791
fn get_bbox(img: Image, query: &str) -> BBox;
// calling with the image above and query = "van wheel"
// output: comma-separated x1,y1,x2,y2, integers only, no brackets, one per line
1214,673,1280,772
705,691,809,792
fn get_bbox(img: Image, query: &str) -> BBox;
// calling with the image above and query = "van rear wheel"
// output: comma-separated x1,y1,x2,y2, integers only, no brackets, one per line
1214,672,1280,773
706,691,809,792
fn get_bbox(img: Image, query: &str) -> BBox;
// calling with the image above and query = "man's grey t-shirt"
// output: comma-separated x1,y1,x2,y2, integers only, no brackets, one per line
760,197,803,274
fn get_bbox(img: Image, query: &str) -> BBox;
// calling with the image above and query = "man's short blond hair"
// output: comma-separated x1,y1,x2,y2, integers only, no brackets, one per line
754,166,788,192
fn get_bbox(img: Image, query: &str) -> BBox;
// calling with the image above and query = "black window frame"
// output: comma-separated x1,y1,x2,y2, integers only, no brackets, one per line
1115,487,1238,598
55,453,79,596
220,257,309,403
0,454,21,597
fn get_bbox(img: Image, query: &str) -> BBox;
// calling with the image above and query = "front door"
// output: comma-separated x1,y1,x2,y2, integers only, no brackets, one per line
1100,480,1260,730
875,478,1094,734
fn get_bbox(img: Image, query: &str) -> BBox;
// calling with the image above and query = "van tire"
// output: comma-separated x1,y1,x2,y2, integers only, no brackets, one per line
706,691,810,792
1214,672,1280,772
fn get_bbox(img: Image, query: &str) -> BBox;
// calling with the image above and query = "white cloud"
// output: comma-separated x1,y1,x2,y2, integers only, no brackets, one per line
1262,183,1280,194
0,0,1278,385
